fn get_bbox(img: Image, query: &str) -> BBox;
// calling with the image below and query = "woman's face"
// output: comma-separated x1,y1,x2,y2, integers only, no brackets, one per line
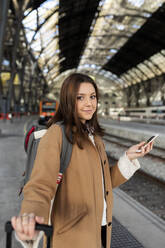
76,82,97,123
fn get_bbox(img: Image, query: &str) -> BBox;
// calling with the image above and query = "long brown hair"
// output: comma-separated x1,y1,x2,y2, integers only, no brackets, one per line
47,73,104,148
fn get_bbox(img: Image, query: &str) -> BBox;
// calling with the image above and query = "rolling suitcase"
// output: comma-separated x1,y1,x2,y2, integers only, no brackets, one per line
5,221,53,248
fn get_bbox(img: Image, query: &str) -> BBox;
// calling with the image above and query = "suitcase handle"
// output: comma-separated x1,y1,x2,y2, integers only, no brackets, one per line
5,221,53,236
5,221,53,248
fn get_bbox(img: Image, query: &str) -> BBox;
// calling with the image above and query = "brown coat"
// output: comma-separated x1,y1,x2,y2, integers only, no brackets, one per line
21,124,127,248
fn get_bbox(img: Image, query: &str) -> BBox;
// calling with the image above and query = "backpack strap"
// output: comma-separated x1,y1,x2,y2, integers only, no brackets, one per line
48,122,72,225
56,122,73,184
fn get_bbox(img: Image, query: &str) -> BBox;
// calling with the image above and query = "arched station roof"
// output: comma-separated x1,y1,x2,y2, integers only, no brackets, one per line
1,0,165,100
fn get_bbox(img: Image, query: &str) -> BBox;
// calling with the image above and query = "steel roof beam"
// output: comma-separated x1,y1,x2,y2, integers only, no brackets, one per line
29,8,59,46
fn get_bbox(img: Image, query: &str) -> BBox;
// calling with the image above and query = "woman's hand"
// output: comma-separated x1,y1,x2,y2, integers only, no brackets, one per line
126,141,153,161
11,213,44,241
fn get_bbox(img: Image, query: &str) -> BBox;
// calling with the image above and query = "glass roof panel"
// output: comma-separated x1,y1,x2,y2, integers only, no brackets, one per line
145,60,162,75
128,70,141,83
140,63,155,78
23,0,59,77
150,52,165,73
78,0,165,87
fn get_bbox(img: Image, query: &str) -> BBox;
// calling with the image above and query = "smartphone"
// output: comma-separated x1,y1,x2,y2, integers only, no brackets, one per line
136,134,159,153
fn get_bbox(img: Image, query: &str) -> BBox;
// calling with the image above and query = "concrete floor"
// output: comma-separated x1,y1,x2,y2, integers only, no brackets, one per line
0,118,27,247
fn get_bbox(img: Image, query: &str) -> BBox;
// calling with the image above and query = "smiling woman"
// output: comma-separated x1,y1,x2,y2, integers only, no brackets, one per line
11,73,153,248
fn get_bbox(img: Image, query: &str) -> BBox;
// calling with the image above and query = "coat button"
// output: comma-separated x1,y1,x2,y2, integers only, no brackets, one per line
106,191,109,196
104,160,106,165
108,222,112,226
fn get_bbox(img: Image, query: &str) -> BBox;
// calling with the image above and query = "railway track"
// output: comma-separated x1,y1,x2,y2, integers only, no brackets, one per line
103,134,165,221
119,168,165,221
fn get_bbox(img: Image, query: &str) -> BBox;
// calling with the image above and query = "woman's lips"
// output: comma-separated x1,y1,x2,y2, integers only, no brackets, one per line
83,110,93,113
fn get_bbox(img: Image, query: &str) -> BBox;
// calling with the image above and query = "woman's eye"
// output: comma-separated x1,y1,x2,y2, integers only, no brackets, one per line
77,96,84,100
91,95,96,99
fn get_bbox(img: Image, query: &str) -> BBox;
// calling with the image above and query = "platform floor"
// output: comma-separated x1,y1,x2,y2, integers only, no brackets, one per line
1,116,165,248
111,217,144,248
112,188,165,248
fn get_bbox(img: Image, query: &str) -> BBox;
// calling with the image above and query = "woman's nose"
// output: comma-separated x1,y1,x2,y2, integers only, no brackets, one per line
85,98,92,105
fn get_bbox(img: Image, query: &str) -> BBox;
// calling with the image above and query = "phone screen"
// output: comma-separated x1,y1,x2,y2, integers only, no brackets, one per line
136,134,159,152
145,136,156,145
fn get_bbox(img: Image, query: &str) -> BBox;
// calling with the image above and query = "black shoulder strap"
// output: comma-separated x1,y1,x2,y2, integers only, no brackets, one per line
56,122,73,174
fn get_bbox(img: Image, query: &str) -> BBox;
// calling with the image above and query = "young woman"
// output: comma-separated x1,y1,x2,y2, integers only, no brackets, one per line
11,73,153,248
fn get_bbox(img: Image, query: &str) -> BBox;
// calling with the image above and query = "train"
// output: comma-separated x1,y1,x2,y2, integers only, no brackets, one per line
38,99,59,125
109,106,165,119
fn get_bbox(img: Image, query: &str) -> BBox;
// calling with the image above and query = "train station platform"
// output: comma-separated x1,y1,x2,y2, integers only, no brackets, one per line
0,116,165,248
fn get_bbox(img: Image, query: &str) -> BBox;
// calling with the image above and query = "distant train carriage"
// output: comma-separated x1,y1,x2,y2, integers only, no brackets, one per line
124,106,165,119
38,99,59,125
109,106,165,120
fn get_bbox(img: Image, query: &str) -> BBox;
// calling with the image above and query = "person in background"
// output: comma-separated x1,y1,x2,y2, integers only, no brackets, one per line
11,73,153,248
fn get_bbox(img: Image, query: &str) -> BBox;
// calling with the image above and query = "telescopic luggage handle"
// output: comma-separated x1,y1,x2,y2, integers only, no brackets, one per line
5,221,53,248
